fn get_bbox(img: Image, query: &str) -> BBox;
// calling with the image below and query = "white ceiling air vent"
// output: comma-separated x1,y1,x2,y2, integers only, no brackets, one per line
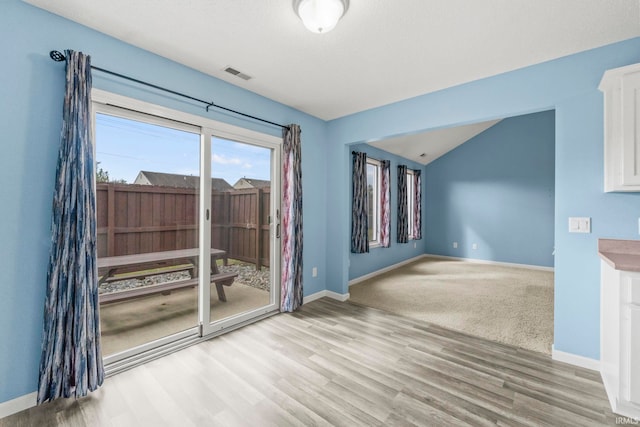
223,66,252,81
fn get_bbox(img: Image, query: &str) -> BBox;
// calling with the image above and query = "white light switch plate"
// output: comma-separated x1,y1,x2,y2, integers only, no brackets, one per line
568,217,591,233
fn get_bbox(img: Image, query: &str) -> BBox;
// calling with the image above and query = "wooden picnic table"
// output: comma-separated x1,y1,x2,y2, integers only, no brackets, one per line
97,248,237,304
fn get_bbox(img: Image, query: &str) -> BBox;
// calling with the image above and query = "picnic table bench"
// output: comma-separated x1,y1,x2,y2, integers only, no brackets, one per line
97,248,237,304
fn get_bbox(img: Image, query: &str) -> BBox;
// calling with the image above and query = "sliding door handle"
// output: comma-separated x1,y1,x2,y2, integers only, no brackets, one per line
276,224,280,238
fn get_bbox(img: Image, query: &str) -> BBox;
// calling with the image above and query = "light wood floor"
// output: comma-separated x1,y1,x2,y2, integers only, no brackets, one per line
2,298,618,426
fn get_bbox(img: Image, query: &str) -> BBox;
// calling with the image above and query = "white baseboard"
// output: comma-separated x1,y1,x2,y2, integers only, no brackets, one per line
304,290,350,304
552,346,600,371
0,391,36,419
325,290,350,301
349,254,428,286
425,254,554,272
348,253,552,287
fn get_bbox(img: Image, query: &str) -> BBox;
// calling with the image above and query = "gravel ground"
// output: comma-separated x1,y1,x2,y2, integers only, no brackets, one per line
219,264,271,292
99,263,271,294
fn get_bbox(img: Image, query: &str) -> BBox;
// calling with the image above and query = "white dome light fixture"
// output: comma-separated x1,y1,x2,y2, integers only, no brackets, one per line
293,0,349,34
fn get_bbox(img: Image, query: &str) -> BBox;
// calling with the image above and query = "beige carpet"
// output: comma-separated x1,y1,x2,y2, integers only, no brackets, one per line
349,257,554,354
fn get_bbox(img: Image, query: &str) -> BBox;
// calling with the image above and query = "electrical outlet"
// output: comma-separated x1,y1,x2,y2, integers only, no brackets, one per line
472,243,478,250
312,267,318,277
453,242,458,248
568,217,591,233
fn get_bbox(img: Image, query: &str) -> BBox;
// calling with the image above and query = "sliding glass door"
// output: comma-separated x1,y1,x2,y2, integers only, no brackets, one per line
200,134,280,335
95,109,202,360
93,94,281,365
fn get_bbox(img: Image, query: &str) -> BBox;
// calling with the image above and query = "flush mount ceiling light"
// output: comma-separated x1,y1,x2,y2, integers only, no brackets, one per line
293,0,349,34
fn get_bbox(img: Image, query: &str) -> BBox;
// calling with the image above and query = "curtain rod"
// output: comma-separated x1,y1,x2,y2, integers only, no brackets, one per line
49,50,290,131
352,151,383,163
352,151,422,169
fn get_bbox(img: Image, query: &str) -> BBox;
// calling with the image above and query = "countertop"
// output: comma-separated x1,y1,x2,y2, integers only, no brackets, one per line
598,239,640,272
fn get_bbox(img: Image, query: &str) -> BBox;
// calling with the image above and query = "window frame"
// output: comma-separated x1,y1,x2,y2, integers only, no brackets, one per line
407,169,415,240
366,157,382,247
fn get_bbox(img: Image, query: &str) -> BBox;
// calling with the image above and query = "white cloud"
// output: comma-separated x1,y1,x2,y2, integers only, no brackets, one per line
243,163,253,169
212,154,242,165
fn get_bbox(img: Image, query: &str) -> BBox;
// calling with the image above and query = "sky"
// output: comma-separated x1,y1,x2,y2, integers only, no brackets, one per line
95,113,271,186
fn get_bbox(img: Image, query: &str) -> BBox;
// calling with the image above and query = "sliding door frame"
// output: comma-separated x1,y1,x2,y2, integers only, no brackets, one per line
92,89,282,368
201,131,282,335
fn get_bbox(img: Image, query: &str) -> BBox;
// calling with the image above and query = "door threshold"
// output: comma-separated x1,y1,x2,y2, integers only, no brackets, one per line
104,309,280,377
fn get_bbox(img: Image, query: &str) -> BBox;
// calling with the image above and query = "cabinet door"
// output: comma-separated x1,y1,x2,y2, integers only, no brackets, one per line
622,71,640,186
604,84,623,191
629,305,640,405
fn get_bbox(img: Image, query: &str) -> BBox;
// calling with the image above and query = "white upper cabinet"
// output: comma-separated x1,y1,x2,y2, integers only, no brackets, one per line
600,63,640,192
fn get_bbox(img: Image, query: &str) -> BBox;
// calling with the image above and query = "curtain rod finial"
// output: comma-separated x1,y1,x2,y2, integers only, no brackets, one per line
50,50,66,62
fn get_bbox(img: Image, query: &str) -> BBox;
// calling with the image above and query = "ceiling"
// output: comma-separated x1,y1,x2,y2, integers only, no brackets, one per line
24,0,640,160
369,120,501,165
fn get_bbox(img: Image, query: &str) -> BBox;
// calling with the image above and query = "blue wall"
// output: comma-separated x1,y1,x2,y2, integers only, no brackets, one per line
425,111,555,267
0,1,327,404
348,144,426,280
326,37,640,361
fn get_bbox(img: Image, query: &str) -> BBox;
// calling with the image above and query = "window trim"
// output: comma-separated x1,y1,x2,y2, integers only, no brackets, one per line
407,169,415,240
91,89,281,148
366,157,382,247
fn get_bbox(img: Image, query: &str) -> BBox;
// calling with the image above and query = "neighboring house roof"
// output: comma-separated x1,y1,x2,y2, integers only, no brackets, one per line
232,177,271,189
134,171,233,191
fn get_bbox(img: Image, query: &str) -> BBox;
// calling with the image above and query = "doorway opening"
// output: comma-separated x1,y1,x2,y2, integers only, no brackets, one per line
348,109,555,354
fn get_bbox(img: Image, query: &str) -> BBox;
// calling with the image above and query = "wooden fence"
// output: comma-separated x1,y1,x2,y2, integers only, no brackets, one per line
96,183,271,269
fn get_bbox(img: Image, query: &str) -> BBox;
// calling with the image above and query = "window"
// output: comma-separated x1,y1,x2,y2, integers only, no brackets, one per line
367,158,381,245
407,169,415,239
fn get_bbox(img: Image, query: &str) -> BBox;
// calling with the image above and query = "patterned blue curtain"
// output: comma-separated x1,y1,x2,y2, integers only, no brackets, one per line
351,151,369,253
380,160,391,248
413,170,422,240
281,124,303,312
38,50,104,404
397,165,408,243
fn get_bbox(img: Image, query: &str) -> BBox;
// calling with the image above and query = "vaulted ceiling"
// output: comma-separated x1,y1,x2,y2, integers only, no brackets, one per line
369,119,502,165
